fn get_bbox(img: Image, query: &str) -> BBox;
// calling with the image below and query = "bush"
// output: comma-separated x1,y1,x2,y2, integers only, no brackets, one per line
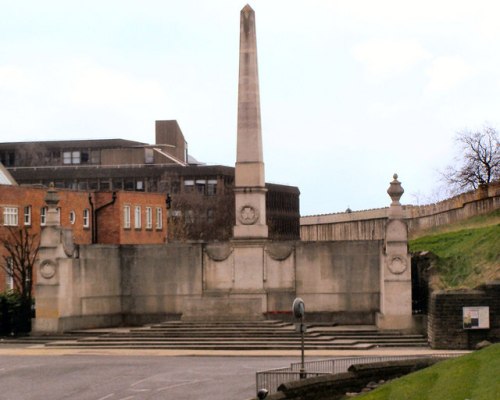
0,292,32,336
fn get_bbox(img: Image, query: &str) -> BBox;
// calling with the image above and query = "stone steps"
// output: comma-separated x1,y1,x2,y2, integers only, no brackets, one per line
4,320,429,350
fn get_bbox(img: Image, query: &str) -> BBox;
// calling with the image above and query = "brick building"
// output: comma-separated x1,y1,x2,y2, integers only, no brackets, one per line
0,184,168,292
1,120,300,241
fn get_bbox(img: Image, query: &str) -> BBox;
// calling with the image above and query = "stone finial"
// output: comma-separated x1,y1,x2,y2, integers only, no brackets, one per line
44,182,60,226
387,173,404,206
45,182,60,208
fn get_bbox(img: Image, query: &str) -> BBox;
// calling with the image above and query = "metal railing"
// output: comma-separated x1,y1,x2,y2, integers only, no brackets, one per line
256,354,461,395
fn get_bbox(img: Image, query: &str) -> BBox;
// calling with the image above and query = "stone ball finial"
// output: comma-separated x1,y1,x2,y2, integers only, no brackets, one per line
387,173,404,205
45,182,60,208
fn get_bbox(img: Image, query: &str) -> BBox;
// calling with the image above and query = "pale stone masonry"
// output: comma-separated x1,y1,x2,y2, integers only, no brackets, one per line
234,4,268,239
377,174,413,330
30,7,418,332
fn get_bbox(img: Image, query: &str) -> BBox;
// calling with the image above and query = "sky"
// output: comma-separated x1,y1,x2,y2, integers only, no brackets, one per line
1,0,499,216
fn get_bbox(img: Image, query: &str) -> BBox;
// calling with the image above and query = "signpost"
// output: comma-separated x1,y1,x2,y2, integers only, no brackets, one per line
292,297,306,379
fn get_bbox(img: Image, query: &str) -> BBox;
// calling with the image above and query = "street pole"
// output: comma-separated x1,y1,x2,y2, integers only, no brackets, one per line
292,297,306,379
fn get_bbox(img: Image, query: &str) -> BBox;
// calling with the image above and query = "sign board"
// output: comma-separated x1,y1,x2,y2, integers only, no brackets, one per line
292,298,305,319
463,306,490,330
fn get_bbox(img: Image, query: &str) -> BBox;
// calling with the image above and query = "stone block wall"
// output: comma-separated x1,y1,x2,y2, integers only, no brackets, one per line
300,182,500,241
33,239,386,331
295,241,381,323
428,282,500,349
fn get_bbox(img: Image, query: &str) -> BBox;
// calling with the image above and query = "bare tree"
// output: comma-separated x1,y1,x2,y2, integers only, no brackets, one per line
441,125,500,193
167,192,234,242
1,227,39,304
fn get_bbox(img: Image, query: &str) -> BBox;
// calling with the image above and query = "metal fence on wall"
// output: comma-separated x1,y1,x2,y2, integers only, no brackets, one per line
256,354,461,395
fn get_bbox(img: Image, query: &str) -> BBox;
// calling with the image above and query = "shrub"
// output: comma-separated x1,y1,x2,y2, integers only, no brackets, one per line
0,291,32,336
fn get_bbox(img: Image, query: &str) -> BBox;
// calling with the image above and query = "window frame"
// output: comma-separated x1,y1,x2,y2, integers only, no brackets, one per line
24,206,32,226
69,210,76,225
3,207,19,226
5,257,14,291
155,207,163,230
145,207,153,230
83,209,90,228
134,206,141,229
40,207,47,226
123,205,131,229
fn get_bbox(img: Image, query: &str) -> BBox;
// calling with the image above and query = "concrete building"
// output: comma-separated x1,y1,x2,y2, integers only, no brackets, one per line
1,121,300,241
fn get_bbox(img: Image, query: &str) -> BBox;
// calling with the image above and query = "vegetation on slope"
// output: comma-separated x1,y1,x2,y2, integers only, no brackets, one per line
355,343,500,400
409,210,500,289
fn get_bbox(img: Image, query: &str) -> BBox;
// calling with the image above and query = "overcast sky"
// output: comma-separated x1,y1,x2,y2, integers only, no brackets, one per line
1,0,499,215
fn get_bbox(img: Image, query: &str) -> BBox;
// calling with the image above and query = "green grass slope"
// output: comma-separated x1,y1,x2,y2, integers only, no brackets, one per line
409,210,500,289
355,343,500,400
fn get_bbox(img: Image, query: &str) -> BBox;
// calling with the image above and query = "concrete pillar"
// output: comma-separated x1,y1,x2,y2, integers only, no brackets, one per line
377,174,414,331
32,184,79,333
233,4,268,239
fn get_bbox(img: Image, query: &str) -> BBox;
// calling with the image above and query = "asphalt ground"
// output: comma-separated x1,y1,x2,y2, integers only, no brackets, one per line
0,346,468,400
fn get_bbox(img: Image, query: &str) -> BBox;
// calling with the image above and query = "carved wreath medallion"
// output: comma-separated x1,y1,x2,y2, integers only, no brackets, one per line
39,259,58,279
238,205,259,225
388,256,407,275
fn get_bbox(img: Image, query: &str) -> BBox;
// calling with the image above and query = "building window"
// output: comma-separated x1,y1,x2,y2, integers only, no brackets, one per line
3,207,18,226
134,206,141,229
124,180,134,191
83,209,90,228
136,181,144,191
146,207,153,229
185,210,195,224
81,151,89,164
124,205,131,229
63,152,71,164
24,206,31,226
100,180,111,191
207,180,217,196
155,207,163,230
40,207,47,226
184,180,194,192
1,151,15,167
69,210,76,224
63,151,81,165
5,257,14,291
196,180,206,194
145,148,154,164
113,179,124,190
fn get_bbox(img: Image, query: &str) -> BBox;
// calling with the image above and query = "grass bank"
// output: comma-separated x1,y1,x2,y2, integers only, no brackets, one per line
355,343,500,400
409,210,500,288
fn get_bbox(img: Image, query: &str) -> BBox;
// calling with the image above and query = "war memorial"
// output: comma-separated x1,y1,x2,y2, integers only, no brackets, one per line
30,5,417,336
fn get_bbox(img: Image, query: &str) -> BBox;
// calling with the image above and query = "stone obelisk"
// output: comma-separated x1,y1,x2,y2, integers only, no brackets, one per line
233,4,268,239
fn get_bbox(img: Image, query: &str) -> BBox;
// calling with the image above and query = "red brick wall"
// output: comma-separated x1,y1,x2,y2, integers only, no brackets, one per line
114,191,167,245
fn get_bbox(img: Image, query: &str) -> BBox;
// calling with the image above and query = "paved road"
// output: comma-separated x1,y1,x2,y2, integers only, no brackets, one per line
0,354,299,400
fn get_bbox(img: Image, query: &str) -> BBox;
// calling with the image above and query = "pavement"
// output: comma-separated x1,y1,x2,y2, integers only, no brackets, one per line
0,342,469,400
0,343,469,357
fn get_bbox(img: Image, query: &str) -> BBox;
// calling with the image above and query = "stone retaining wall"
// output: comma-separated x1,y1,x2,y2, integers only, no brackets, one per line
428,282,500,349
300,182,500,241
